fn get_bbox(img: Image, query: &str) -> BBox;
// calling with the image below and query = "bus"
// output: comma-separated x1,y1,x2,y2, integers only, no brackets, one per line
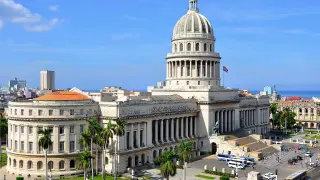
227,161,245,169
226,158,248,166
240,156,255,164
217,154,234,161
284,170,307,180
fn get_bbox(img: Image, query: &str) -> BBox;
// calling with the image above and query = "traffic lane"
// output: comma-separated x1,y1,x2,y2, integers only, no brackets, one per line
189,158,294,179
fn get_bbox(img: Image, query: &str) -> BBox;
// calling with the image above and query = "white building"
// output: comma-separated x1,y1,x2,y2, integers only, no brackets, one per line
40,70,55,90
5,0,270,178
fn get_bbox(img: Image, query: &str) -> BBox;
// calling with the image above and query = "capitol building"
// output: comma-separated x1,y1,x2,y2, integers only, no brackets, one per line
5,0,271,178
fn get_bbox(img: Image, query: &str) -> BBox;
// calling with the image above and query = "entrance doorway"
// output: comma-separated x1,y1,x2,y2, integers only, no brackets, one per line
211,143,217,154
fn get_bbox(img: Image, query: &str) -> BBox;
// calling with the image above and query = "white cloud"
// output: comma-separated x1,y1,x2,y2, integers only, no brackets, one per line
0,19,3,29
0,0,60,31
49,5,58,12
24,18,59,32
111,33,140,41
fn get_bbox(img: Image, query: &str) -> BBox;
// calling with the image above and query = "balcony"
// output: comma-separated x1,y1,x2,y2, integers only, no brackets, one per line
167,52,220,58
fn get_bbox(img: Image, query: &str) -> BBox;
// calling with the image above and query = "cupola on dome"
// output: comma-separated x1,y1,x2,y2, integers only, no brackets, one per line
173,0,213,36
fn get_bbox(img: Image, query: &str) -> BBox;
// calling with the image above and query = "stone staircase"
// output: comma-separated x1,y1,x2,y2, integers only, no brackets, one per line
258,146,280,158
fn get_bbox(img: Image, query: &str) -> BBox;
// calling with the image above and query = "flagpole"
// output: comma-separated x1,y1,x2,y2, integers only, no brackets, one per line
223,70,225,87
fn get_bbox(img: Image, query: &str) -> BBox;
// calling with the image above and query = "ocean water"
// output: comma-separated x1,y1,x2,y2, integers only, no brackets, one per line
251,90,320,98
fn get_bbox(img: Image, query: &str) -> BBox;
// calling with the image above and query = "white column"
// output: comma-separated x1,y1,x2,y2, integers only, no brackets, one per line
213,62,216,78
181,117,185,138
171,119,174,141
209,61,212,78
143,122,147,146
194,116,197,137
160,120,164,142
233,110,236,131
219,111,222,134
200,61,203,77
205,61,208,77
155,120,158,144
195,61,198,77
190,117,194,137
137,123,141,148
176,118,179,139
165,119,169,141
186,117,189,138
53,126,58,153
65,125,70,152
228,110,232,132
146,122,150,146
17,125,20,151
184,61,187,78
189,61,192,77
130,124,134,149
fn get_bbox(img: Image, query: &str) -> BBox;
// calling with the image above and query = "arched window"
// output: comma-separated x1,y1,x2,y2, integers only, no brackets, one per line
170,147,173,151
19,160,23,169
208,81,211,85
187,43,191,51
48,161,54,170
37,161,43,170
198,81,200,85
135,155,139,166
204,43,207,51
180,43,183,51
195,43,199,51
153,150,157,158
27,161,32,169
13,159,16,167
70,160,76,169
186,81,189,85
164,148,168,151
9,158,11,166
127,157,132,168
141,154,145,164
159,149,162,156
59,161,65,169
174,44,177,52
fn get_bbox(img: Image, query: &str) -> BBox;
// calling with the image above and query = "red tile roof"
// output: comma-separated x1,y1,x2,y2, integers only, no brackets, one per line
34,91,89,101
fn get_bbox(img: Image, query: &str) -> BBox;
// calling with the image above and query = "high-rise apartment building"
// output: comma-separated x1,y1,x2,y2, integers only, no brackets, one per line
8,77,26,91
40,70,55,90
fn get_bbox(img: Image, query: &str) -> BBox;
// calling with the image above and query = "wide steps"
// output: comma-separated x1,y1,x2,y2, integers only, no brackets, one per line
258,146,280,157
234,136,257,146
246,141,268,152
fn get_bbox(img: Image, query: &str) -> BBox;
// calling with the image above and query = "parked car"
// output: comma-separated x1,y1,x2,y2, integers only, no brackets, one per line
305,152,312,157
292,158,298,163
297,156,303,160
262,172,277,180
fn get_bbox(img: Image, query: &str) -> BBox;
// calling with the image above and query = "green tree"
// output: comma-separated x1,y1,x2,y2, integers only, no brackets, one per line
79,130,91,151
280,107,296,133
177,140,194,163
79,151,92,180
110,119,125,180
0,118,7,163
98,120,114,180
270,103,278,129
38,128,53,180
87,118,102,180
158,151,177,180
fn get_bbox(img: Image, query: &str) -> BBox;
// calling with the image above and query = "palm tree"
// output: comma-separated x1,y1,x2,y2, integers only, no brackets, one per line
110,119,125,180
177,140,194,163
38,128,53,180
79,130,91,151
98,120,114,180
87,118,101,180
158,151,177,180
0,118,7,163
270,103,278,129
280,107,296,134
79,151,92,180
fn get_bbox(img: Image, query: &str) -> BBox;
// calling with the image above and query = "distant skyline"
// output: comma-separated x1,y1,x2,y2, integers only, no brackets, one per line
1,0,320,91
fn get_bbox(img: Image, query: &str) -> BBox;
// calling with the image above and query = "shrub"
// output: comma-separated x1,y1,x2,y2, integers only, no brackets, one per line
16,177,24,180
204,170,235,178
176,165,184,169
220,176,229,180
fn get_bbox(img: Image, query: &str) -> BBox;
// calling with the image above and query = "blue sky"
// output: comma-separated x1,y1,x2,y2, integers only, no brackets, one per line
0,0,320,91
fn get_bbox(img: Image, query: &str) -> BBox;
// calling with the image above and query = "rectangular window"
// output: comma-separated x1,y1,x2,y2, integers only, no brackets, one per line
70,109,74,115
10,109,12,114
59,142,64,152
49,110,53,116
38,110,43,116
29,127,33,134
29,109,32,116
70,126,75,134
21,141,24,151
59,126,64,134
15,140,17,150
15,126,17,132
88,109,92,115
126,132,130,149
14,109,17,115
80,109,84,115
21,126,24,134
80,125,84,133
29,142,33,152
21,109,24,115
49,126,53,133
49,144,53,152
80,144,83,151
70,141,75,152
59,109,64,116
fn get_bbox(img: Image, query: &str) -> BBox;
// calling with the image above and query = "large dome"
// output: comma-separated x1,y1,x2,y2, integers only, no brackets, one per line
173,0,213,36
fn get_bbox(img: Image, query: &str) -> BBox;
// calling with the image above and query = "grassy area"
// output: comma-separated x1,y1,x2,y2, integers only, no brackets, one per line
196,174,216,179
304,130,318,135
63,175,130,180
0,153,7,166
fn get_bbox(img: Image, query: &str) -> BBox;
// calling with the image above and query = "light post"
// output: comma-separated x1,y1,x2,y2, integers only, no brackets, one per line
183,162,187,180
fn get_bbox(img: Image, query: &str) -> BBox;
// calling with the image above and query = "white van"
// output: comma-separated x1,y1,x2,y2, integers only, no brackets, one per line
227,161,245,169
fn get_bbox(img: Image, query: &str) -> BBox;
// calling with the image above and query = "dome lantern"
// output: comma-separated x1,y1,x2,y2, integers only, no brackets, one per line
189,0,199,12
